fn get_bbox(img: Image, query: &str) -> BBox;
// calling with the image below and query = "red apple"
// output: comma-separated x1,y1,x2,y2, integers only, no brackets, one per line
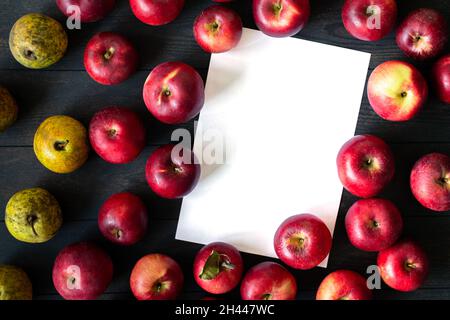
396,8,448,60
274,214,332,270
377,239,429,292
129,0,184,26
130,253,183,300
56,0,116,22
432,54,450,104
84,32,138,85
52,242,113,300
193,5,243,53
143,61,204,124
367,60,428,121
193,242,243,294
337,135,395,198
410,153,450,212
98,192,148,245
89,106,146,164
316,270,372,300
345,198,403,251
145,144,201,199
342,0,397,41
240,262,297,300
253,0,310,37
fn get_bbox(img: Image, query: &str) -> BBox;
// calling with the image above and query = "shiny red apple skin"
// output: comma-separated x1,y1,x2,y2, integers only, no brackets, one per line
240,262,297,300
52,242,113,300
56,0,116,22
345,198,403,251
253,0,310,37
337,135,395,198
193,5,243,53
316,270,372,300
342,0,397,41
84,32,138,85
367,60,428,121
145,144,201,199
143,61,204,124
377,239,429,292
89,106,146,164
396,8,448,60
98,192,148,245
410,153,450,212
130,254,184,300
129,0,184,26
193,242,244,294
432,54,450,104
274,214,332,270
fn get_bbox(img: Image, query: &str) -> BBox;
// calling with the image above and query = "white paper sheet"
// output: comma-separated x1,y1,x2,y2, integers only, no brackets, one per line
176,28,371,267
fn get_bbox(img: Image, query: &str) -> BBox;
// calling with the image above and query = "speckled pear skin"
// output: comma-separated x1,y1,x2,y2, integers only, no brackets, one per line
0,86,18,132
33,115,89,174
0,265,32,300
5,187,62,243
9,13,68,69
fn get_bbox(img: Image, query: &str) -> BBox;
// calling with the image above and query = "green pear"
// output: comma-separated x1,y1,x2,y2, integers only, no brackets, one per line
0,86,18,132
5,187,62,243
0,265,32,300
9,13,68,69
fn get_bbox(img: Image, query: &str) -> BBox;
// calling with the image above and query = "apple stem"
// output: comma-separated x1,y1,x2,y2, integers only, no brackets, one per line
54,140,69,151
262,293,272,300
112,228,122,239
163,88,171,97
289,236,305,249
371,220,379,228
27,215,38,236
153,281,164,293
172,165,183,174
365,5,377,17
362,157,377,170
220,254,235,270
438,176,449,186
272,2,283,18
108,128,117,137
104,47,115,60
405,261,416,271
211,21,219,31
401,91,407,98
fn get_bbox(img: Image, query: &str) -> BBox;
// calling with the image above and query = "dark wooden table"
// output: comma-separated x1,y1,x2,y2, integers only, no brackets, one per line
0,0,449,300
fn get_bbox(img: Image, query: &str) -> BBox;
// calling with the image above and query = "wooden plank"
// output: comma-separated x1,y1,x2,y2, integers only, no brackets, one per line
1,143,449,222
0,1,448,72
0,216,449,297
35,289,450,300
33,288,450,300
1,70,450,147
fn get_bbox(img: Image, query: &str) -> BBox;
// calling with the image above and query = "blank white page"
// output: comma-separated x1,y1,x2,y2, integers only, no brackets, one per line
176,28,370,267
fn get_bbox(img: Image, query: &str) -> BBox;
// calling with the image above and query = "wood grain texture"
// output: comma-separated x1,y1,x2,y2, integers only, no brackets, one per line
1,70,450,146
0,0,449,300
1,143,449,222
0,216,448,297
